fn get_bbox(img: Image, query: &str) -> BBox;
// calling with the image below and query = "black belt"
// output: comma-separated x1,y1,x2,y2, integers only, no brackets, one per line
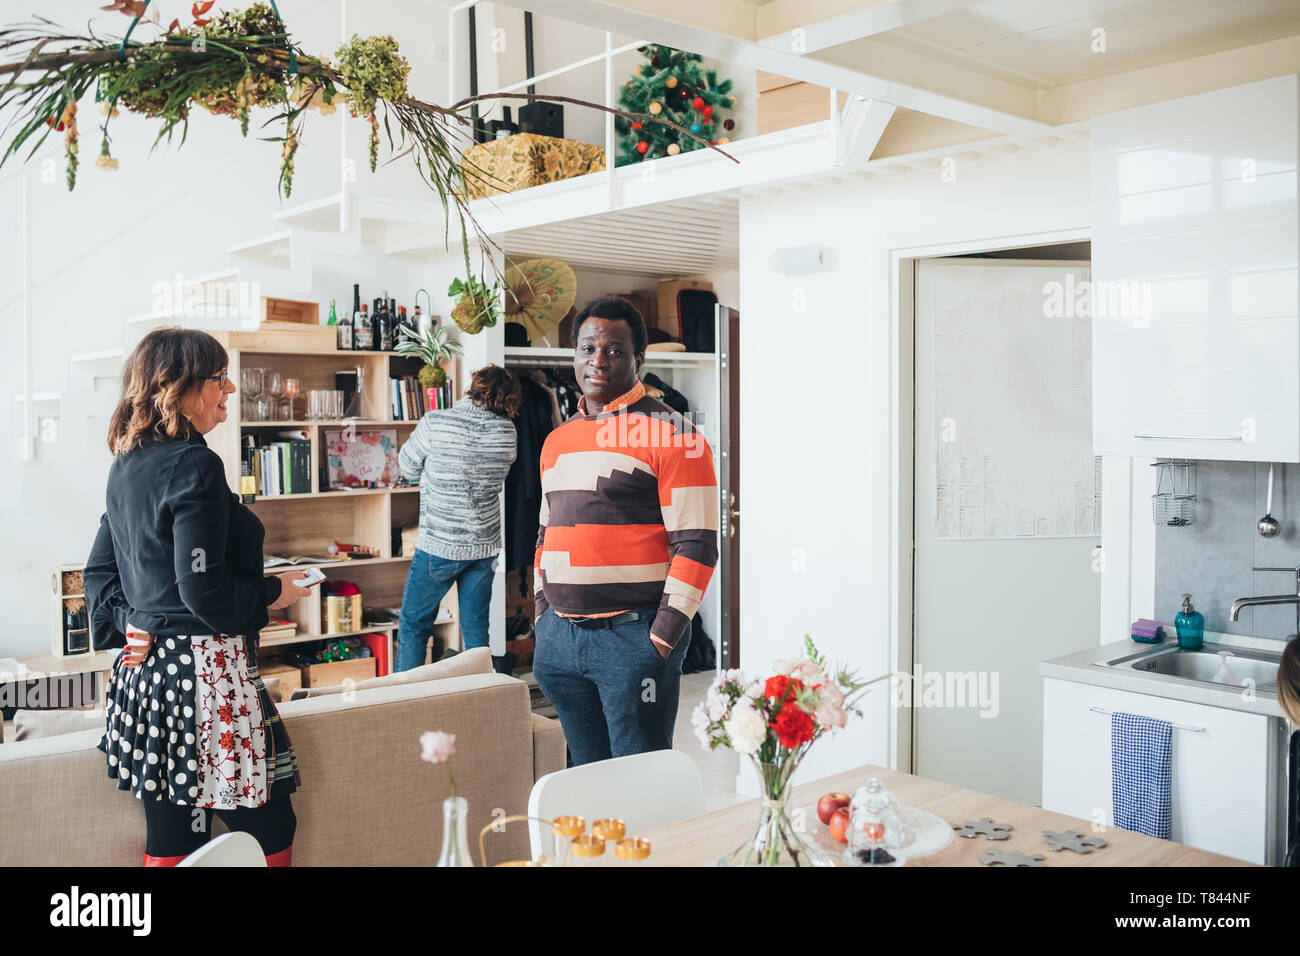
566,610,645,629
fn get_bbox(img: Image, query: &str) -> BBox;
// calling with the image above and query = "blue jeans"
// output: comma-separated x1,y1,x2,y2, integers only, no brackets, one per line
395,550,496,672
532,606,691,766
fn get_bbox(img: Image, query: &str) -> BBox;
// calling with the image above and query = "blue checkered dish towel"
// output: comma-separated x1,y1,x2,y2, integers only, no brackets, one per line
1111,711,1173,839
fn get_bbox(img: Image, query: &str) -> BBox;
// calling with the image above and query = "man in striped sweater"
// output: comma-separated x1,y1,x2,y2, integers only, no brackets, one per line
395,365,519,671
533,296,719,765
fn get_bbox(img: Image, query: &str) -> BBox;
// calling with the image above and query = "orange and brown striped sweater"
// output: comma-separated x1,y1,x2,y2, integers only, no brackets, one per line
533,379,719,649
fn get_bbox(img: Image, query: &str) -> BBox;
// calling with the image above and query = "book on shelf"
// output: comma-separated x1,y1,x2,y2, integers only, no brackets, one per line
242,431,310,496
264,554,335,568
389,375,453,420
260,617,297,639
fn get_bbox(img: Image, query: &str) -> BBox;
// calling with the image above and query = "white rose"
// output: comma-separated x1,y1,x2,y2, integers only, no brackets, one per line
723,700,767,755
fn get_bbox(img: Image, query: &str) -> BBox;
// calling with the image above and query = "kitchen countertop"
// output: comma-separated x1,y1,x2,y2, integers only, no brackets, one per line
638,765,1251,866
1040,633,1287,720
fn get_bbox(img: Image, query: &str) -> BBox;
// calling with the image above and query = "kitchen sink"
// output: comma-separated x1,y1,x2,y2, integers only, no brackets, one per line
1095,641,1280,692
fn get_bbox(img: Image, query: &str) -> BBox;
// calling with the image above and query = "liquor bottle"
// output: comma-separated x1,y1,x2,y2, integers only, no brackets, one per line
354,304,373,350
351,283,363,351
378,291,395,351
328,298,337,326
372,298,386,351
337,310,353,350
397,306,410,342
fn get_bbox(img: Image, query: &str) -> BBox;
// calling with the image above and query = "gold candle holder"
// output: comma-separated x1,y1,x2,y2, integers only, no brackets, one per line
592,818,626,842
615,837,651,863
569,834,606,865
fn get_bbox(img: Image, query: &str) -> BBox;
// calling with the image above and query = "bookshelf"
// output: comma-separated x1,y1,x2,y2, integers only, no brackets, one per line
205,303,463,676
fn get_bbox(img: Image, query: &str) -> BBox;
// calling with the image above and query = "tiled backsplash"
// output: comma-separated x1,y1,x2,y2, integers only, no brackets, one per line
1155,460,1300,639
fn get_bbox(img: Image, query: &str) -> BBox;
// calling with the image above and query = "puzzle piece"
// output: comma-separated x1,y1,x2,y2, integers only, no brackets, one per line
952,817,1012,840
979,849,1047,867
1042,830,1108,854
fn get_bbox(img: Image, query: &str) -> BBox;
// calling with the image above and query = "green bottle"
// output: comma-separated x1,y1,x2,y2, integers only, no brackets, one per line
328,299,338,326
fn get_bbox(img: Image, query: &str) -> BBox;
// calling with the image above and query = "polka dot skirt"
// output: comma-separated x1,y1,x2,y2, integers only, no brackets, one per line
98,634,299,809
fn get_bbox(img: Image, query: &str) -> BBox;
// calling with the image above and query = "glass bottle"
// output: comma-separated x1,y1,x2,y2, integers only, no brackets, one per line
354,304,372,350
336,310,352,350
1175,593,1204,650
435,796,474,867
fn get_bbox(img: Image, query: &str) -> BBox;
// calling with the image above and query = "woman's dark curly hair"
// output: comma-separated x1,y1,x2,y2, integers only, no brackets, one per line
107,328,228,455
467,364,522,418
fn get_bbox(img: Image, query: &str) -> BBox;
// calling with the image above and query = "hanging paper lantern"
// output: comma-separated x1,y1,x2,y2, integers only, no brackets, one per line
648,101,663,115
718,136,730,144
723,118,735,131
636,141,649,154
701,105,713,118
691,96,705,110
689,122,702,134
666,143,680,155
666,76,678,88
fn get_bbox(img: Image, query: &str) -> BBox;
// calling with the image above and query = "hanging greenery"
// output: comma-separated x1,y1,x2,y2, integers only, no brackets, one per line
0,3,737,312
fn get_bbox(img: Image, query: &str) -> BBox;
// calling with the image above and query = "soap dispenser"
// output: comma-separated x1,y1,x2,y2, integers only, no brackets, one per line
1175,593,1205,650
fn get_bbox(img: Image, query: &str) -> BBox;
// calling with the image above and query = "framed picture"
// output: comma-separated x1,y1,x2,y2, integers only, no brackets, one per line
324,429,400,489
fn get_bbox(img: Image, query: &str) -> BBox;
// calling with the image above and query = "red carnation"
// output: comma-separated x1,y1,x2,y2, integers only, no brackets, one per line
763,675,804,703
771,705,815,749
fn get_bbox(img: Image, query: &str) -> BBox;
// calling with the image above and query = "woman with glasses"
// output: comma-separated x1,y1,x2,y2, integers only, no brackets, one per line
83,328,316,866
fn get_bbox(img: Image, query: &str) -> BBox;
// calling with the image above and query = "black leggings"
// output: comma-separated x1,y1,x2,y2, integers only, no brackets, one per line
143,796,297,858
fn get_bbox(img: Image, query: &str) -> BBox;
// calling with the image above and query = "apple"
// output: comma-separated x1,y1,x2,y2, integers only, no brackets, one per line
829,807,851,844
817,791,851,825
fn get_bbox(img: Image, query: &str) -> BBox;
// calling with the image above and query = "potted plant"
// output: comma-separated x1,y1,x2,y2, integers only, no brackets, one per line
396,323,463,406
448,276,501,334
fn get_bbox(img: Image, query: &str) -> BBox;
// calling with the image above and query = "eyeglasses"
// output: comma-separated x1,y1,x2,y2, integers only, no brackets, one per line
207,370,230,389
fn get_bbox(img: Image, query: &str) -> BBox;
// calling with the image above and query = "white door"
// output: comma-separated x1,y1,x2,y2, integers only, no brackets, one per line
913,257,1102,805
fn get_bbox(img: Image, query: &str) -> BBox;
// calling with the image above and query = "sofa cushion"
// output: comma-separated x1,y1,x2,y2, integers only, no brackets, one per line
288,647,493,700
13,709,102,741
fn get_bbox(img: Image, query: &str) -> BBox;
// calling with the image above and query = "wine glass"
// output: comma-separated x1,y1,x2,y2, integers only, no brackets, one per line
282,378,300,420
242,367,264,421
266,372,285,421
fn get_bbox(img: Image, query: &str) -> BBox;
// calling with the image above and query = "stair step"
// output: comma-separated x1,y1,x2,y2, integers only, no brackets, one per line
70,348,125,363
273,192,346,232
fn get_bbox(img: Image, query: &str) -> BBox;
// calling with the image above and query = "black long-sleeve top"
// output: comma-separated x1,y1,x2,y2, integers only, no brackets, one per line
84,433,283,650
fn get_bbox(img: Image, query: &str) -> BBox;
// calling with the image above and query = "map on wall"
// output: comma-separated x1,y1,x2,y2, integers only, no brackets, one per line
932,263,1102,539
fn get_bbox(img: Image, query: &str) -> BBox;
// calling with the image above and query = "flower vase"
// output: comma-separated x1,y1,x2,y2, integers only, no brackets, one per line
718,760,833,867
436,796,474,867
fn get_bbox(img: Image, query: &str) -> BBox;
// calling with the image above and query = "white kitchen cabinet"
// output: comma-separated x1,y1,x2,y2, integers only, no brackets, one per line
1091,74,1300,461
1041,677,1280,864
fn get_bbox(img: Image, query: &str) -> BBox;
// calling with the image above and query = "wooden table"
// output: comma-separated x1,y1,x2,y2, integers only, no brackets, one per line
639,765,1253,866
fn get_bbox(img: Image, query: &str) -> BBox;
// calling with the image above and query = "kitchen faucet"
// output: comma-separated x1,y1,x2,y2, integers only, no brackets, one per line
1230,566,1300,635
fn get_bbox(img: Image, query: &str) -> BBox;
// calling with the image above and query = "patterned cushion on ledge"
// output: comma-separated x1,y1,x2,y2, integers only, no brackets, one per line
461,133,606,200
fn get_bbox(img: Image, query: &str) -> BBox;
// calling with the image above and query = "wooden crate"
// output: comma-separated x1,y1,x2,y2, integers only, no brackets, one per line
298,657,377,688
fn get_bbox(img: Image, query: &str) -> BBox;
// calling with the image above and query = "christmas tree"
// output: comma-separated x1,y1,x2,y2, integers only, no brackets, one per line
614,44,736,166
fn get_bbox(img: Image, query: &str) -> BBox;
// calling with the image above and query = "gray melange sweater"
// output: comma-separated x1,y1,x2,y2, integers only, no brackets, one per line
398,397,517,561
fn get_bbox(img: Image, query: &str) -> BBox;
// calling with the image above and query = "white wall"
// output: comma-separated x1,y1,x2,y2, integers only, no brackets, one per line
737,142,1097,785
0,0,458,657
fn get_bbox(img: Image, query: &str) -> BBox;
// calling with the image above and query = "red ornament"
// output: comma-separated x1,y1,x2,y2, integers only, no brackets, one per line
631,120,642,129
691,96,705,110
635,141,649,154
701,105,713,118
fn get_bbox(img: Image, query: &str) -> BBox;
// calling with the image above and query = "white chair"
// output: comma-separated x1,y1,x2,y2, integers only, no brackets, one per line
177,831,267,867
526,750,706,860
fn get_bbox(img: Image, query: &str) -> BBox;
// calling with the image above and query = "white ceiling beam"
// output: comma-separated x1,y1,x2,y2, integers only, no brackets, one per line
502,0,1053,136
757,0,990,55
841,98,897,166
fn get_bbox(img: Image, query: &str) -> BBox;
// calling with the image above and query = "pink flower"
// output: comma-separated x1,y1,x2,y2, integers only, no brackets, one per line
420,730,456,764
815,681,847,729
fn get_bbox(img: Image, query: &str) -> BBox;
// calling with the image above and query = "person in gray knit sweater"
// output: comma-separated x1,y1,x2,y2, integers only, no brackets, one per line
394,365,521,670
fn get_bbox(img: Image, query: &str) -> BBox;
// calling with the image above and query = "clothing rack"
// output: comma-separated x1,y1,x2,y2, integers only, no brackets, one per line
1089,705,1206,733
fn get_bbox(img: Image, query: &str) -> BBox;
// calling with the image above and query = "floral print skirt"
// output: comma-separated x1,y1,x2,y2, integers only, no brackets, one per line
98,634,300,809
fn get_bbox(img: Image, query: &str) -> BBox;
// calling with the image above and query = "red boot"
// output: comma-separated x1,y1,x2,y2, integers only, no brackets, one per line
265,846,293,867
143,853,187,867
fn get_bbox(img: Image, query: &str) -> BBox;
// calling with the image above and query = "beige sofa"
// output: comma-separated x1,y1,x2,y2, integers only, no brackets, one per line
0,670,566,866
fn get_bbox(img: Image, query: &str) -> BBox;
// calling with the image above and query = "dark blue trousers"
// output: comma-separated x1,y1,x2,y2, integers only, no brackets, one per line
532,606,691,766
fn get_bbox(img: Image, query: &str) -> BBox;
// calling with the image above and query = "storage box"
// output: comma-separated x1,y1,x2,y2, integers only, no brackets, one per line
656,280,714,338
298,657,377,689
461,132,605,200
260,662,303,702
